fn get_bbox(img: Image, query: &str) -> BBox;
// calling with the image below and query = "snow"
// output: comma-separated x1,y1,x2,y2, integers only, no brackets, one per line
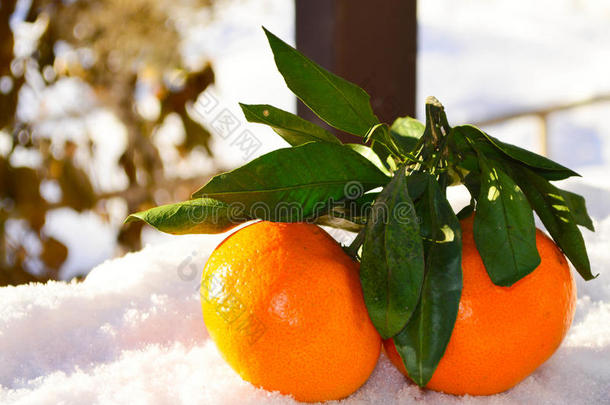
1,194,609,404
3,0,610,403
418,0,610,172
418,0,610,122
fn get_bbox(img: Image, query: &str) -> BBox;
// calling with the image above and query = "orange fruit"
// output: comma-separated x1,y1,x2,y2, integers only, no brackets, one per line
201,221,381,402
384,214,576,396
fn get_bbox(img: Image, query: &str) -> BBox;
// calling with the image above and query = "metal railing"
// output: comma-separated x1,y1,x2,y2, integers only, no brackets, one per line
474,94,610,156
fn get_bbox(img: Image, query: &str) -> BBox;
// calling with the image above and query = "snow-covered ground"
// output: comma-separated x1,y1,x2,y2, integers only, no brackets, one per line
1,200,609,404
2,0,610,403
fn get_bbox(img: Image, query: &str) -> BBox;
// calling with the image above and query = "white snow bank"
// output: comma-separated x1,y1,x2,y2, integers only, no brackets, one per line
1,182,609,404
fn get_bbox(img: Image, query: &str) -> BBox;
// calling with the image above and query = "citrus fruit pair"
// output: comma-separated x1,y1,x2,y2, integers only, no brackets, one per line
201,216,575,401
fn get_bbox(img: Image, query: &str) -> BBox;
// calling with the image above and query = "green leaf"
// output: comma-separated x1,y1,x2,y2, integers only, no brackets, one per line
125,198,245,234
487,133,579,179
192,142,389,221
360,168,425,338
449,128,480,173
406,173,429,202
474,156,541,286
389,116,424,154
366,123,407,162
453,125,579,180
394,173,462,387
509,165,596,281
347,143,392,176
370,138,399,172
557,188,595,231
239,103,340,146
263,27,379,136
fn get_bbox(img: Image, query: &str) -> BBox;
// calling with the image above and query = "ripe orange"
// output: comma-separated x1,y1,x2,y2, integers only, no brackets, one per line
201,221,381,402
384,214,576,396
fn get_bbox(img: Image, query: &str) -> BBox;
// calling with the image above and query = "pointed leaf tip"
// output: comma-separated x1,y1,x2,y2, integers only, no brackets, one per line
263,28,379,136
124,199,246,235
124,214,141,225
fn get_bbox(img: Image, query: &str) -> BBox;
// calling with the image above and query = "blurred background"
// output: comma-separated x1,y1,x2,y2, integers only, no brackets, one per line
1,0,609,285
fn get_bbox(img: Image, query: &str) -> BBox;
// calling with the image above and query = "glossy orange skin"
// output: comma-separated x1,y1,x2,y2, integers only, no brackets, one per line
384,215,576,396
201,221,381,402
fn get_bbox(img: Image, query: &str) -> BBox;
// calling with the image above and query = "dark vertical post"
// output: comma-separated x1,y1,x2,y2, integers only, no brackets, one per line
296,0,417,142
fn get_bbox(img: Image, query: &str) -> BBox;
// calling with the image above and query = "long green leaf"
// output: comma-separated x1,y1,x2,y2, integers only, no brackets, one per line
394,173,462,387
125,198,244,234
474,156,540,286
360,169,425,339
509,165,596,281
487,133,579,179
453,125,579,180
192,142,389,221
263,27,379,136
239,103,340,146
